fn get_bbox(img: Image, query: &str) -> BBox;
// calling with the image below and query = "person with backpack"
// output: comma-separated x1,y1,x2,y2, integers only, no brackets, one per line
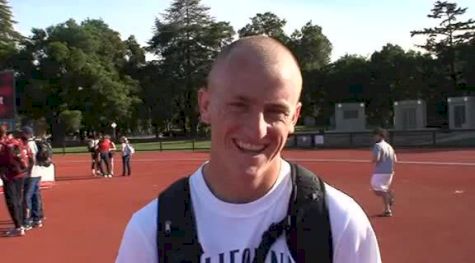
23,127,51,230
116,36,381,262
35,133,53,168
0,126,33,237
87,133,100,176
120,136,134,176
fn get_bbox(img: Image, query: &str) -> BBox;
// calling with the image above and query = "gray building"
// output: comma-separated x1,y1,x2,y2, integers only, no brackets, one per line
334,102,366,131
393,100,427,130
447,96,475,129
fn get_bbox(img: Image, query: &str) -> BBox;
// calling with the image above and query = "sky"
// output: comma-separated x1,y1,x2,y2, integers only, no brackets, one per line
9,0,475,62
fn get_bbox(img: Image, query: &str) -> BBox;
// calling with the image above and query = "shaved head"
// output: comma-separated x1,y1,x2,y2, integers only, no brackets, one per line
207,36,302,97
198,35,304,202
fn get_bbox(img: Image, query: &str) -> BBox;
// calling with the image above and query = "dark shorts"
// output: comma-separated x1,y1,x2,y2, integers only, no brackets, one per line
91,152,99,160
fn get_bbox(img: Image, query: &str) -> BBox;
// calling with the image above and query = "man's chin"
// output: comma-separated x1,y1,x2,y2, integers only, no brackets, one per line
239,158,275,179
243,165,260,177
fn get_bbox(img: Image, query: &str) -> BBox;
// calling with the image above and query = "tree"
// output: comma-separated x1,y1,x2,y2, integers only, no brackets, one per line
12,19,141,140
58,110,82,135
324,55,370,102
121,35,147,132
0,0,22,69
368,44,426,126
287,21,332,124
314,55,371,127
135,61,176,137
238,12,288,43
411,1,475,93
456,39,475,91
123,35,146,76
149,0,234,135
289,21,332,72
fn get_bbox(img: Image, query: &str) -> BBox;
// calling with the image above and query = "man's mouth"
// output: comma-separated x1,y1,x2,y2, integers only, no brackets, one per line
233,139,267,153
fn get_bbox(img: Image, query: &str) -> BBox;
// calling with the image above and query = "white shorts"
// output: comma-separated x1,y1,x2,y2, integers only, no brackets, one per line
371,173,394,192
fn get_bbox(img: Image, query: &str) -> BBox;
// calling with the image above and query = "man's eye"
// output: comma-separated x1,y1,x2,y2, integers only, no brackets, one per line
229,103,247,110
266,110,289,121
269,108,289,116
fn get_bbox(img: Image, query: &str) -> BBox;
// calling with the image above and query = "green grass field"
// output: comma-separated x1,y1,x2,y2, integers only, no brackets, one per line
51,126,321,154
52,140,211,154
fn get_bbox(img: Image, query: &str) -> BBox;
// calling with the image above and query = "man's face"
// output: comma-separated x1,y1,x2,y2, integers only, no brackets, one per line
199,52,302,179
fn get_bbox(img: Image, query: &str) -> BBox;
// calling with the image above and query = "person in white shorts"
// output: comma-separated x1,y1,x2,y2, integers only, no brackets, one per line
371,128,397,217
116,36,382,263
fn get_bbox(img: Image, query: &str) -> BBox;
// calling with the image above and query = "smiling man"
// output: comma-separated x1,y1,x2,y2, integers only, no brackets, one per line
115,36,381,263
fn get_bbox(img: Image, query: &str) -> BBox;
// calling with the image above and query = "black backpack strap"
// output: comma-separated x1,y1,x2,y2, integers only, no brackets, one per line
287,163,333,263
254,163,333,263
157,177,203,263
253,214,291,263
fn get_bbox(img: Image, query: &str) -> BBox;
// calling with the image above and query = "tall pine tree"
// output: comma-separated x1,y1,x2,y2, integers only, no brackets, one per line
149,0,234,135
0,0,21,69
238,12,288,44
411,1,475,93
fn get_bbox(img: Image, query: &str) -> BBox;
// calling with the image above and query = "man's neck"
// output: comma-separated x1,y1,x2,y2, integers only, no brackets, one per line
202,160,281,204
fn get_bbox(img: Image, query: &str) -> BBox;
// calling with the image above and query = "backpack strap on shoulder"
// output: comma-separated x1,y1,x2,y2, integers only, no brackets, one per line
286,163,333,263
253,162,333,263
157,177,203,263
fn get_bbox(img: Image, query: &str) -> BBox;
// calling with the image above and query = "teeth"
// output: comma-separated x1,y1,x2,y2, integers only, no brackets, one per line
235,140,265,152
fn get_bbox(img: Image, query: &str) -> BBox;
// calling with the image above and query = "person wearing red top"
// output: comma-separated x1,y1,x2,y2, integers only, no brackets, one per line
0,127,33,237
98,135,113,177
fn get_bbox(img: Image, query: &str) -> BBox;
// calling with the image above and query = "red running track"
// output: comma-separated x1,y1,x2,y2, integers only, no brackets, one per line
0,149,474,263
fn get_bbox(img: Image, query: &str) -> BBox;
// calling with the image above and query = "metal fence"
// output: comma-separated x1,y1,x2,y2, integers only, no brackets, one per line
60,129,475,152
287,129,475,148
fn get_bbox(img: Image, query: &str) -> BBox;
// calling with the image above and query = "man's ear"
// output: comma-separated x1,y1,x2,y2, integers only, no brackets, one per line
198,87,211,124
289,102,302,134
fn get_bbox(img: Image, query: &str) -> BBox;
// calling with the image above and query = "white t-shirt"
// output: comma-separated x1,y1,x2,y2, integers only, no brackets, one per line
27,139,41,178
116,161,381,263
373,140,397,174
28,139,38,159
121,143,134,156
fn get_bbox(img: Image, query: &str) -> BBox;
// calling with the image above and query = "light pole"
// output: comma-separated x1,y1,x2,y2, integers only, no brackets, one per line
111,122,117,140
